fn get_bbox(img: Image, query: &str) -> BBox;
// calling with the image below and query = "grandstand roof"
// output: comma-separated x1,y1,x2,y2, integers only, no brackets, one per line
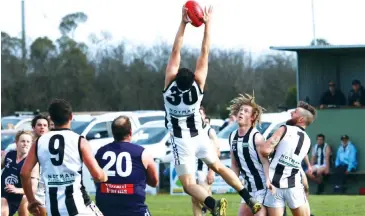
270,45,365,52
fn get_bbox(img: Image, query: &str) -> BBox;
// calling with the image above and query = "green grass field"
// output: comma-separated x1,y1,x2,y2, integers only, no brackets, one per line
145,194,365,216
15,194,365,216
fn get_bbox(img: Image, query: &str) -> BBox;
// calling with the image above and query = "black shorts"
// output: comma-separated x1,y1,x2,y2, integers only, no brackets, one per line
1,193,23,216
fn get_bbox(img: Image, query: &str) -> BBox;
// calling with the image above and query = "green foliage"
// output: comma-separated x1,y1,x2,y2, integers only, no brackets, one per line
1,12,297,117
310,38,331,46
285,85,297,108
59,12,88,37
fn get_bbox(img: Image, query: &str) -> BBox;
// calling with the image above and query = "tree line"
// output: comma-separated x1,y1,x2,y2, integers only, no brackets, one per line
1,12,298,118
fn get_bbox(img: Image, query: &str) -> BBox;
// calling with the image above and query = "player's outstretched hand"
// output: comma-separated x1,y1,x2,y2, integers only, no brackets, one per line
182,5,189,23
28,200,42,216
203,5,213,24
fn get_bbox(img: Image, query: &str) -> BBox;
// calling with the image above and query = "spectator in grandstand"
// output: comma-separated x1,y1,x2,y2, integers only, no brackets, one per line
306,134,331,194
333,135,358,193
348,79,365,107
319,81,346,109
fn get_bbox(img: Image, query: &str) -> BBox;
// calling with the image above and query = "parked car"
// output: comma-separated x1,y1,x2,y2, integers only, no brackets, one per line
209,118,224,133
72,111,165,154
1,112,34,131
1,129,18,156
131,121,171,162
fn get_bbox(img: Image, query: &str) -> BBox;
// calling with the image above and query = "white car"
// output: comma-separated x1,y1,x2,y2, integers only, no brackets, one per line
131,121,171,162
209,118,224,133
71,111,165,154
1,113,34,131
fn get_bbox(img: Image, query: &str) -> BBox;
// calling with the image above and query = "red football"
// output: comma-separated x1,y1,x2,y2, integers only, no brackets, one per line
185,1,204,27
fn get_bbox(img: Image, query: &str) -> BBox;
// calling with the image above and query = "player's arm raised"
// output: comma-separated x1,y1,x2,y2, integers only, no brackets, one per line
259,125,287,158
194,6,213,90
142,150,159,187
80,138,108,182
165,6,189,89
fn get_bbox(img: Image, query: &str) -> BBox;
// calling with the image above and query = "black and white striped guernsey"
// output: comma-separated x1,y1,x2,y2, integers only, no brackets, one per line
229,127,265,192
312,143,328,166
36,129,91,216
269,125,311,189
163,80,205,138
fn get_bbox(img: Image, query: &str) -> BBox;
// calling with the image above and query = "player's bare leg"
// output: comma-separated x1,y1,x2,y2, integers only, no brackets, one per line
207,160,262,214
1,198,9,216
192,196,203,216
18,197,29,216
267,207,285,216
239,203,267,216
191,181,211,216
179,174,227,216
290,205,311,216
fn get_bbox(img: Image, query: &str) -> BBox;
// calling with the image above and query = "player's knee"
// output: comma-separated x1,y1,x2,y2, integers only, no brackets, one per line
1,203,8,216
183,185,191,195
191,196,199,204
182,181,196,195
207,161,221,173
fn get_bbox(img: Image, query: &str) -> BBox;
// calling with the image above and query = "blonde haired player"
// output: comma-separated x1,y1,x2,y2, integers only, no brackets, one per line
1,131,33,216
260,101,316,216
228,94,268,216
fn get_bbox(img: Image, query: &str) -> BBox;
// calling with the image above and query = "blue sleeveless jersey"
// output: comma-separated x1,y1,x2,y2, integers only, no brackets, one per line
1,151,26,202
95,142,149,216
